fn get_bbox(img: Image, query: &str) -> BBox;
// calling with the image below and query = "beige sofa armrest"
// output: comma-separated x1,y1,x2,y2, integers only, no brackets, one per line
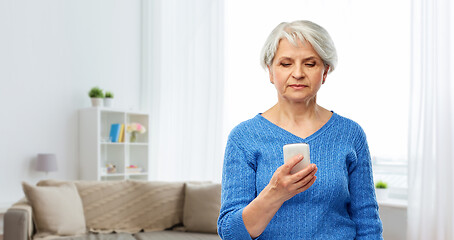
4,198,33,240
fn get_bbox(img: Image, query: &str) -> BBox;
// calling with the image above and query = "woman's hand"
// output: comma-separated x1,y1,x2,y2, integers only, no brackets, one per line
242,155,317,238
264,154,318,204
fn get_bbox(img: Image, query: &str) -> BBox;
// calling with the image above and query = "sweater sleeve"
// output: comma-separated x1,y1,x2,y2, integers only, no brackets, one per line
348,127,383,240
217,133,256,240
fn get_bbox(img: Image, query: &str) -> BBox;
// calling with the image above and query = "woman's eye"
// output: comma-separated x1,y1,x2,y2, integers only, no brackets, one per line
305,63,315,67
280,63,291,67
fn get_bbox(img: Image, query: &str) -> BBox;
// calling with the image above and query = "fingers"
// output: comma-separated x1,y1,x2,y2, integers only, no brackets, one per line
267,161,318,203
278,163,317,191
296,175,317,193
282,154,304,174
291,164,317,182
291,164,317,188
296,168,317,185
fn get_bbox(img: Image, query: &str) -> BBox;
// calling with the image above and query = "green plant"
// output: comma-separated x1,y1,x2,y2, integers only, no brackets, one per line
375,181,388,189
88,87,104,98
105,91,114,98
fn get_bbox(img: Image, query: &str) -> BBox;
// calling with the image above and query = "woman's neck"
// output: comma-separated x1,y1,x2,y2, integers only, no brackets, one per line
266,98,324,122
262,97,333,138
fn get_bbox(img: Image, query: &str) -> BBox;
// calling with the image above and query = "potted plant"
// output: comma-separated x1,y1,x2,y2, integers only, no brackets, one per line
104,91,114,107
375,180,389,201
88,87,104,107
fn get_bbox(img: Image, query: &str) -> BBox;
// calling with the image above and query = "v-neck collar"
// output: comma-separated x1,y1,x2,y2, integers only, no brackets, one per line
256,111,338,143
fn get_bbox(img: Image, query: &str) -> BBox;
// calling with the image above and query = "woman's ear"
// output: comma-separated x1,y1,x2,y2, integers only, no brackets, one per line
322,65,329,84
268,65,274,84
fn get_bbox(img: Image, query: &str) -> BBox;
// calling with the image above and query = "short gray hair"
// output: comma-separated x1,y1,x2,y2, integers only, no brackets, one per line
260,20,338,74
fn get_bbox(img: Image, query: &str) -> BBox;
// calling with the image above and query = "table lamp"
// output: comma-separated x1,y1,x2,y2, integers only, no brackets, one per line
36,153,58,176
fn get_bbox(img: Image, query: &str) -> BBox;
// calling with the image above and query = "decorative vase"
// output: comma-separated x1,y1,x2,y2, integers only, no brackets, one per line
104,98,113,107
130,132,137,143
375,188,389,202
91,98,103,107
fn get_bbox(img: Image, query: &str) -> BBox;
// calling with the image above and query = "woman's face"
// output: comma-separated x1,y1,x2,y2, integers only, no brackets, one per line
268,38,329,104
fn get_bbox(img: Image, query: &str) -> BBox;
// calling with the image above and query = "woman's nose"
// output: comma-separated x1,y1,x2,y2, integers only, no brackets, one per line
292,65,305,80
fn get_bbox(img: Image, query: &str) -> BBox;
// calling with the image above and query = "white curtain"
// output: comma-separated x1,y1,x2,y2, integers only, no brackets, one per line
141,0,224,182
408,0,454,239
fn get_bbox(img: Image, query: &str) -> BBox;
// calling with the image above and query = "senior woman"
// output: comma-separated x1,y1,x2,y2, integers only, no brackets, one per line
217,20,383,239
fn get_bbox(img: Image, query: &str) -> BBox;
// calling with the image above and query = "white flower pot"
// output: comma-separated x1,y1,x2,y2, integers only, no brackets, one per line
375,188,389,202
104,98,113,107
91,98,103,107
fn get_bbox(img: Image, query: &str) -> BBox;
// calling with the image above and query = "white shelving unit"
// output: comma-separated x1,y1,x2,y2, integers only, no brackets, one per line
79,107,150,181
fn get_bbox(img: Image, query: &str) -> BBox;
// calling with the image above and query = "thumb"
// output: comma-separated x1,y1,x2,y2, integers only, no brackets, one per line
284,154,304,173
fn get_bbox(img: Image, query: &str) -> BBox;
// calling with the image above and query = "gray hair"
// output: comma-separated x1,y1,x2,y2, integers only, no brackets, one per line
260,20,338,74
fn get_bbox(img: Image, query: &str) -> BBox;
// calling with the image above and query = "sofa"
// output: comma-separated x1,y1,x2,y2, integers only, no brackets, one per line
3,179,222,240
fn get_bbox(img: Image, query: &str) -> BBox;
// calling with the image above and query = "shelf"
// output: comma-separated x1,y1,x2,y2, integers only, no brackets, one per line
100,142,124,145
100,142,148,146
85,107,148,115
100,173,148,176
101,173,124,177
128,142,148,146
79,108,149,181
125,173,148,176
378,198,408,208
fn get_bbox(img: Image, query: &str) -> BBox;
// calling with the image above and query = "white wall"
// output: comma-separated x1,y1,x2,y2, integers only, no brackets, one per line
0,0,142,205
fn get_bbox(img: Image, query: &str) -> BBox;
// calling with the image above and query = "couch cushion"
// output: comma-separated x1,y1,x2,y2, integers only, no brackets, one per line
134,231,221,240
183,183,221,234
21,182,87,238
38,179,185,233
34,233,136,240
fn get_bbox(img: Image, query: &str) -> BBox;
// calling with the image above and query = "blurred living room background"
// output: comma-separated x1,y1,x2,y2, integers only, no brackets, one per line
1,0,453,239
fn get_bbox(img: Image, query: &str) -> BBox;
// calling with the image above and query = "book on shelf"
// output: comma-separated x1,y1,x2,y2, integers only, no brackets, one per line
118,124,125,142
109,123,121,143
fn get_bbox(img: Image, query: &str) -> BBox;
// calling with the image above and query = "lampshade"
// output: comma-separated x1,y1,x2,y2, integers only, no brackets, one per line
36,154,58,172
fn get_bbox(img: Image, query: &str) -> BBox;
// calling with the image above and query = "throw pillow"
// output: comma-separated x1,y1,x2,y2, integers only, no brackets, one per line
21,181,87,237
183,182,221,234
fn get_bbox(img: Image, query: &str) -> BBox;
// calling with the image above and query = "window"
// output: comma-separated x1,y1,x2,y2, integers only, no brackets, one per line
224,0,410,198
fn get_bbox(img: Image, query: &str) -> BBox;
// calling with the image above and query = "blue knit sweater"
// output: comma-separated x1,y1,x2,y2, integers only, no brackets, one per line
217,112,383,239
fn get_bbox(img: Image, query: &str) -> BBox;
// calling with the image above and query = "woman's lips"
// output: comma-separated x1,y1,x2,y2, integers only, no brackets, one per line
288,84,308,89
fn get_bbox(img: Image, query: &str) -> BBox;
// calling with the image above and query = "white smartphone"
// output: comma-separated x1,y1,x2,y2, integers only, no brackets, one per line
283,143,311,174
